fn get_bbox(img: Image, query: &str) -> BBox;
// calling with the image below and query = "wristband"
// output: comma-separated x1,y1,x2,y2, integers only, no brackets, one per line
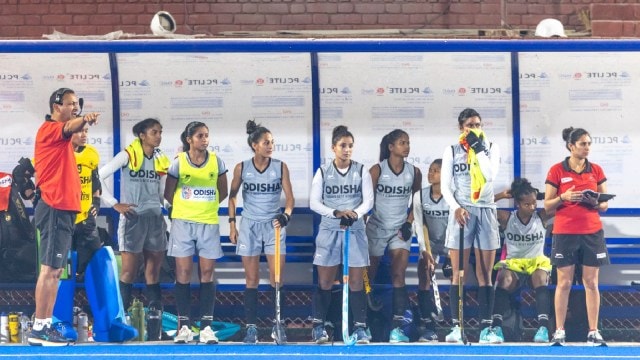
333,210,339,217
228,217,236,223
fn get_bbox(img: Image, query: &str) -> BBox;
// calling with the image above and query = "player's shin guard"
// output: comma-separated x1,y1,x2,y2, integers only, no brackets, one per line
313,287,332,323
145,283,162,305
418,289,436,330
199,282,215,329
449,285,460,325
492,287,510,327
478,286,494,330
534,286,550,328
392,286,408,327
350,290,367,325
244,288,258,326
175,282,191,328
119,281,133,309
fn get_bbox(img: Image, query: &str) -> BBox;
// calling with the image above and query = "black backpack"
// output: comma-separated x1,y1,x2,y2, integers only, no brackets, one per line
0,185,37,282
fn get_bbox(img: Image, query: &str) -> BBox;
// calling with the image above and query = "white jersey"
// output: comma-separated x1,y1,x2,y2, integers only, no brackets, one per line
441,142,501,211
240,158,283,222
503,210,546,259
368,160,415,230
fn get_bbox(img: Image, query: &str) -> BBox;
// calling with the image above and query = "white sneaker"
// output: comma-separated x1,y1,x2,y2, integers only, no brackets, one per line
174,325,194,344
445,325,463,343
199,325,218,344
587,330,606,347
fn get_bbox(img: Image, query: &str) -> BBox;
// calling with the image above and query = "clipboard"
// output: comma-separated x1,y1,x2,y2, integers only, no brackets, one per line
582,190,616,203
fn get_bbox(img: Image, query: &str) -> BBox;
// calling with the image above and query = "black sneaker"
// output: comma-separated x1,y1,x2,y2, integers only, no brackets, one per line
28,325,70,346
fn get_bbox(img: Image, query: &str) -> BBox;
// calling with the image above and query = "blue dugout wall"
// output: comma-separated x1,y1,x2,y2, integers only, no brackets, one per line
1,39,639,286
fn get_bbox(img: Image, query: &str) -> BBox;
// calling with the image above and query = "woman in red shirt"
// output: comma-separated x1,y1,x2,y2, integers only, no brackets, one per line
544,126,610,346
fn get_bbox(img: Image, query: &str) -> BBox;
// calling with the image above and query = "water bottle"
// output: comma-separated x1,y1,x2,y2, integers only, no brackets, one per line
20,314,30,344
77,312,89,343
146,300,162,341
0,312,8,344
8,313,19,343
72,306,82,334
128,298,145,342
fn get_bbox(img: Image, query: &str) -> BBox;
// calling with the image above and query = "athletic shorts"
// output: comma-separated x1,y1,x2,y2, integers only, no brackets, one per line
313,228,369,267
118,210,167,253
445,206,500,251
35,200,76,269
551,229,609,267
419,239,449,260
72,219,102,272
168,219,223,260
366,222,411,257
236,218,286,257
494,255,552,275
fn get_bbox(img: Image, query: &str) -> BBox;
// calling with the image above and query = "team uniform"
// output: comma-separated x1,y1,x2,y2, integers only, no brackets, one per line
236,158,286,257
99,150,167,253
34,120,80,269
413,185,450,259
366,160,416,256
545,157,609,267
441,136,502,344
72,144,102,273
492,209,552,343
496,210,551,278
167,151,227,260
309,159,374,344
442,143,501,251
310,160,373,267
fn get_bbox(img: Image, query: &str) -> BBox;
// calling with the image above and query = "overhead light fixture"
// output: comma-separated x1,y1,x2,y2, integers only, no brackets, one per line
150,11,177,36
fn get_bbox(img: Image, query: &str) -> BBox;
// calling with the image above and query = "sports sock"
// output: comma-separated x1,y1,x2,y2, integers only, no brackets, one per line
478,285,494,330
449,284,460,325
313,287,332,323
175,282,191,328
392,286,408,327
145,283,162,304
350,290,367,325
418,289,436,330
199,282,215,328
244,288,258,326
534,286,550,328
492,287,510,327
119,281,133,309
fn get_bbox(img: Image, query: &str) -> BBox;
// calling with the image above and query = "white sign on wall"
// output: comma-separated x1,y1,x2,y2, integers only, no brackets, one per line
116,53,313,206
519,52,637,207
318,52,513,192
0,53,114,174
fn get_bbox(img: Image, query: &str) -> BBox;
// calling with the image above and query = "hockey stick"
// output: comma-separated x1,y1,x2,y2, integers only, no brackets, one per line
273,225,286,345
363,268,383,312
421,224,444,322
342,227,357,345
458,224,468,345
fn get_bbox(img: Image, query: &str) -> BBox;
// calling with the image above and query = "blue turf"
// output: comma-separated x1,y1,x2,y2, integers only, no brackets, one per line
1,343,639,360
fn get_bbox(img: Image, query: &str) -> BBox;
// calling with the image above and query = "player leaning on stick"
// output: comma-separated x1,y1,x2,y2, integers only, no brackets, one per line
228,120,294,344
441,108,502,344
411,158,449,343
309,125,374,344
